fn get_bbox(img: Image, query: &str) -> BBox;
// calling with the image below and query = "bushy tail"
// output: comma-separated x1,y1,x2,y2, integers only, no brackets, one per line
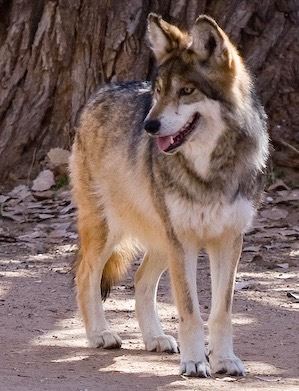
101,240,140,301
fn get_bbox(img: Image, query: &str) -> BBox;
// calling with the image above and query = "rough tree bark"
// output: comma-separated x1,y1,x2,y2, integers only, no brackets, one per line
0,0,298,181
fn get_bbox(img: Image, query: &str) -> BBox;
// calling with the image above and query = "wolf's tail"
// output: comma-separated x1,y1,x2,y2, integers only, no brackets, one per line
101,240,140,300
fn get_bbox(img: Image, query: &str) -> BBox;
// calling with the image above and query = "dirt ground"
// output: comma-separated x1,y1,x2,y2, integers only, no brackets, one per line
0,184,298,391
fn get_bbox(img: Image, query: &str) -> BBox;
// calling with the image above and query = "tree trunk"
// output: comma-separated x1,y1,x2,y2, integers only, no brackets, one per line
0,0,298,181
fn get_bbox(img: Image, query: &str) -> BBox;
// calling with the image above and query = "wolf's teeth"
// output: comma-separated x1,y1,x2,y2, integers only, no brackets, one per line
170,136,174,144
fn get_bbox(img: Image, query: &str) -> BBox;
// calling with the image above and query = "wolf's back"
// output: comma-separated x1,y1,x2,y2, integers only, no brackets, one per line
85,81,152,137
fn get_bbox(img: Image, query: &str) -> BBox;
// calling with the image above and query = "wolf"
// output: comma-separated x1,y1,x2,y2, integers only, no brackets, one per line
70,14,269,377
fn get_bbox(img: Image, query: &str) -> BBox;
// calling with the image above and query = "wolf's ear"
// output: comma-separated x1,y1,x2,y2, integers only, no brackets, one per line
190,15,233,68
147,13,189,64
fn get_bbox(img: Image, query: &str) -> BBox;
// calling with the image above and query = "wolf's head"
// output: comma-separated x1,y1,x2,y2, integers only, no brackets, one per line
144,14,251,156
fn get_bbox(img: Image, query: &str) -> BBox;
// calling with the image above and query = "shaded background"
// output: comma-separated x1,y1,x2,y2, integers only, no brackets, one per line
0,0,298,183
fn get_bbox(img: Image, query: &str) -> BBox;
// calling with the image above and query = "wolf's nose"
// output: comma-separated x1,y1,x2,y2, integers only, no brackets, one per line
144,119,161,134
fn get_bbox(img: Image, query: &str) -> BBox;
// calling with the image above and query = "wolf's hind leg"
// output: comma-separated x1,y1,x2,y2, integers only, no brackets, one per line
206,232,245,376
75,212,121,349
135,252,178,353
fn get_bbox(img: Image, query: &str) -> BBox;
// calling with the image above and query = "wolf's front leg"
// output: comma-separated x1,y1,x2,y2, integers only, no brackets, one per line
206,232,245,376
168,248,210,377
135,252,178,353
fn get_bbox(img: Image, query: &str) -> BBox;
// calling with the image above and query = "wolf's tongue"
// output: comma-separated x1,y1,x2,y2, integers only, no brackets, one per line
156,136,173,152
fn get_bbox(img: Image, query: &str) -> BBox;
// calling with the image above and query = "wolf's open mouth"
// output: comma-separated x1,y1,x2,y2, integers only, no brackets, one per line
156,112,200,153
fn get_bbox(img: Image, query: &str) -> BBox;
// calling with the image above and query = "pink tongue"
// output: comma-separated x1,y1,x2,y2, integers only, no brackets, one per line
156,136,172,152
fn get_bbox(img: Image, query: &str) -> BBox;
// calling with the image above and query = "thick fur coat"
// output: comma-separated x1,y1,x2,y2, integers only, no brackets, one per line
70,14,269,377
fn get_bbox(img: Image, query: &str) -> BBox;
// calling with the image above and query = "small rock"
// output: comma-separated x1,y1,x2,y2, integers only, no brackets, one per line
32,170,55,192
47,148,70,167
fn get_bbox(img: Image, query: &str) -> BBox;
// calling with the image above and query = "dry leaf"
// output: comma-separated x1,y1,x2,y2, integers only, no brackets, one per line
235,280,256,291
37,213,55,220
66,232,78,239
217,377,236,382
60,203,75,214
0,195,9,203
255,376,282,382
56,190,72,200
260,207,288,220
32,170,55,192
243,245,261,252
287,292,299,301
50,222,71,230
8,185,32,200
276,263,289,269
48,229,67,238
0,227,16,242
279,229,299,237
33,190,55,200
26,202,43,209
0,210,24,222
276,189,299,203
58,215,75,221
18,232,47,242
268,179,290,191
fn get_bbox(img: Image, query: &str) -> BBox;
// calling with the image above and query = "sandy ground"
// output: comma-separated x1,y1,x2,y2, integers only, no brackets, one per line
0,186,298,391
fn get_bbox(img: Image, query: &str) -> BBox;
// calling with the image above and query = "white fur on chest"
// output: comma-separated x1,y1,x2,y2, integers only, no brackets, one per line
166,193,254,240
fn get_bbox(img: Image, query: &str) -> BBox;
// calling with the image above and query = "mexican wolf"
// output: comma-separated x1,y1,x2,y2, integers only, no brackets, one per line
70,13,269,377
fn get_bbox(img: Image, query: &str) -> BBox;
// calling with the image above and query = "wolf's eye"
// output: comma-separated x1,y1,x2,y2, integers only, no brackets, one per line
179,87,195,96
155,86,161,95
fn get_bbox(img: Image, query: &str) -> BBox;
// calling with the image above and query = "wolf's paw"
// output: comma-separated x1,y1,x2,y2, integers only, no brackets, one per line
180,360,211,377
210,354,245,376
88,330,122,349
145,334,178,353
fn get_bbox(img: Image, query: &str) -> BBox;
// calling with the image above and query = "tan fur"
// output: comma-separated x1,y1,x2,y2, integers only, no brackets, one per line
69,13,268,377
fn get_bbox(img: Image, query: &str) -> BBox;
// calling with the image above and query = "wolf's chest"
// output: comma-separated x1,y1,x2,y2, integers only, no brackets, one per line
165,193,254,240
